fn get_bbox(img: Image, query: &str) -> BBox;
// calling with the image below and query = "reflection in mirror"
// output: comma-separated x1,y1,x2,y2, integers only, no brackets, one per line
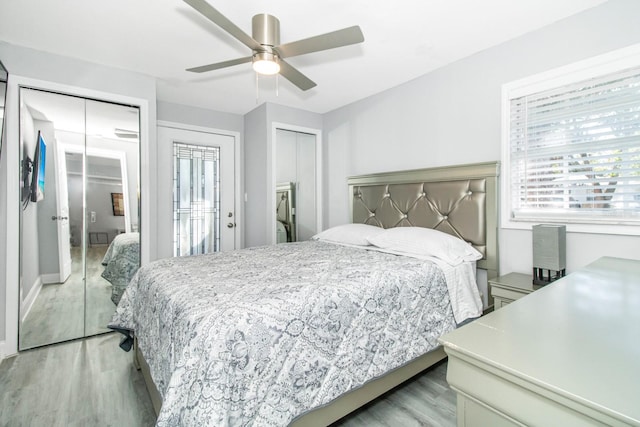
275,128,316,243
0,59,7,158
19,88,140,350
276,182,295,243
85,99,140,335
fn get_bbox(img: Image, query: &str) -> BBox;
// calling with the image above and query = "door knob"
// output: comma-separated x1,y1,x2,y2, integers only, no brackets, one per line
227,222,236,228
51,216,69,221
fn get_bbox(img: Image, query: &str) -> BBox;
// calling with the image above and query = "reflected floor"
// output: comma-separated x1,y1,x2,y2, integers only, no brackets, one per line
20,245,116,350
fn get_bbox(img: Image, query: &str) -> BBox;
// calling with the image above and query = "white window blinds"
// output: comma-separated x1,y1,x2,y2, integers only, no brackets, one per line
509,65,640,224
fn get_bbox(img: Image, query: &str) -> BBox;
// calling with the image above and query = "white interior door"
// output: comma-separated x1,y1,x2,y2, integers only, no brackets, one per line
158,126,236,254
54,141,72,283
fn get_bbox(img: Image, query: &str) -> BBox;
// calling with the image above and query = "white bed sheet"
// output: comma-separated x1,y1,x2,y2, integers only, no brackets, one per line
324,241,483,324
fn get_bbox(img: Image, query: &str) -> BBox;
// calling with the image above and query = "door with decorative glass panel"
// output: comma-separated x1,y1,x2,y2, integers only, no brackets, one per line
159,126,236,255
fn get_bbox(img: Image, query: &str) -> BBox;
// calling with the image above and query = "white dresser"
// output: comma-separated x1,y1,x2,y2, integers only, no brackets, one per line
439,257,640,426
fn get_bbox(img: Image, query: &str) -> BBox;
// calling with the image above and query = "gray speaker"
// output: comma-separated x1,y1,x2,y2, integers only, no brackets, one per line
532,224,566,285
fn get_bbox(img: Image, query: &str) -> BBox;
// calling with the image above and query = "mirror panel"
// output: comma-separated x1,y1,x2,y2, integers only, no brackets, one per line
84,99,139,336
19,89,86,349
19,88,140,350
275,128,317,243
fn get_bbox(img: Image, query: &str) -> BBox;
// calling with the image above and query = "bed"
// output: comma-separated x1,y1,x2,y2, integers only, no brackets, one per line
109,161,499,426
101,232,140,304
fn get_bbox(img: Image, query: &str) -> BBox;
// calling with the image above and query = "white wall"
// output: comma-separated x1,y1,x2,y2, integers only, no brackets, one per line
157,101,243,134
0,41,156,354
323,0,640,276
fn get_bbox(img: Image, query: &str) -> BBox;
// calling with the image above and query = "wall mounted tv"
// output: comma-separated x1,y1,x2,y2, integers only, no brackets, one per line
30,130,46,202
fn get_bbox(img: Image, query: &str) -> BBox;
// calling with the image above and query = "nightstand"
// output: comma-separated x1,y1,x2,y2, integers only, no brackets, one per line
490,272,544,309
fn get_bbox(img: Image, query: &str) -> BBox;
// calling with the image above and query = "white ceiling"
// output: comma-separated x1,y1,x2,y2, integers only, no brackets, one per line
1,0,607,115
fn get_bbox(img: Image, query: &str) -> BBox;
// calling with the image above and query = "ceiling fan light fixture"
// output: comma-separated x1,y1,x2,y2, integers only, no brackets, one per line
253,52,280,75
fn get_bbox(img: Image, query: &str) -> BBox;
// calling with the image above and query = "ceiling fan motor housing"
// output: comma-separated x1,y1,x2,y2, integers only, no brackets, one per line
252,14,280,48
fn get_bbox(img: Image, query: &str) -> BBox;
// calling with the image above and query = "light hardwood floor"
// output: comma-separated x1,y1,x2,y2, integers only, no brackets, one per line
0,333,156,427
0,332,456,427
333,360,456,427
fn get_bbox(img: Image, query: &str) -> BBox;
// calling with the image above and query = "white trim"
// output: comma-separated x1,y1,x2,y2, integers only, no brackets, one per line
0,340,6,364
157,120,243,250
501,43,640,236
504,43,640,98
5,75,151,356
270,123,323,244
20,276,42,322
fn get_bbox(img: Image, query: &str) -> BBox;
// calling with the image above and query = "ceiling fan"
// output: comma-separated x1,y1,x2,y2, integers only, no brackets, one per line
183,0,365,91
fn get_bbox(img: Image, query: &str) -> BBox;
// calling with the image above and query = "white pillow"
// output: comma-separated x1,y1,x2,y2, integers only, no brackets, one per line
367,227,482,266
312,223,385,246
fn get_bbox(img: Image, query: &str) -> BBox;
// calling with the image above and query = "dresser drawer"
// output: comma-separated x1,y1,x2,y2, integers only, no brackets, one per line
491,286,529,302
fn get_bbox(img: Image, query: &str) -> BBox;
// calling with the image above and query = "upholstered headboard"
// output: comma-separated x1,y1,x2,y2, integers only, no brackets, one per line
276,182,296,242
348,162,499,278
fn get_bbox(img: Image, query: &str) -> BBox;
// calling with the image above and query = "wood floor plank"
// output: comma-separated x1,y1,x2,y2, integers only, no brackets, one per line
333,361,456,427
0,334,156,427
1,333,456,427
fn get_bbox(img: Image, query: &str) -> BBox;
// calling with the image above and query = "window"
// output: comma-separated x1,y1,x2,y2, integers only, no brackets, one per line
173,142,221,256
503,45,640,229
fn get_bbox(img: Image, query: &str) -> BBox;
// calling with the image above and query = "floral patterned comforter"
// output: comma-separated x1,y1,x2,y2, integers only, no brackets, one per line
101,232,140,304
109,240,456,426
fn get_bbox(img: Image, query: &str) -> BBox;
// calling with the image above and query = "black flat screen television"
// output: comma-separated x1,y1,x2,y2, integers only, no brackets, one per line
30,131,46,202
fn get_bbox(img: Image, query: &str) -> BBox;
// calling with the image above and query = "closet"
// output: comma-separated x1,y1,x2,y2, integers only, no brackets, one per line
274,128,317,242
18,88,140,350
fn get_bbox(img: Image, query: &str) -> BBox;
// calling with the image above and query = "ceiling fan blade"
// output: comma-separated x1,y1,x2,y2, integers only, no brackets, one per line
186,56,253,73
278,60,316,91
183,0,261,50
275,26,364,58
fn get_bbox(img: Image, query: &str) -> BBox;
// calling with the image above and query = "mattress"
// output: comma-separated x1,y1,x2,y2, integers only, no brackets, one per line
101,232,140,304
109,240,471,426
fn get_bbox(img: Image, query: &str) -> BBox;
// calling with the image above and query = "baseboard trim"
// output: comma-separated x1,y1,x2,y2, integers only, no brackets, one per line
0,340,5,365
21,276,43,322
41,273,61,285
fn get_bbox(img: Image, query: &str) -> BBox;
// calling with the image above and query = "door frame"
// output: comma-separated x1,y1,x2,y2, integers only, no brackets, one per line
3,75,150,358
270,122,323,244
157,121,242,255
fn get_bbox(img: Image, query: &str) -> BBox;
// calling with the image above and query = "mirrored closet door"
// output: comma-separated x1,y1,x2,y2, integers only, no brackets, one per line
275,128,317,243
19,88,140,350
